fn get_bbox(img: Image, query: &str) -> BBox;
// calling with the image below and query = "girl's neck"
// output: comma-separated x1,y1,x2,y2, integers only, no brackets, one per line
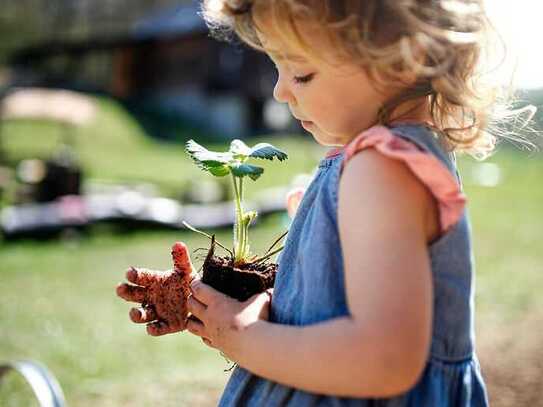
387,96,434,127
324,97,434,159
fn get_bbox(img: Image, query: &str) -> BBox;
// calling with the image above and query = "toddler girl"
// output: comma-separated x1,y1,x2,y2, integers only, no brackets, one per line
118,0,535,405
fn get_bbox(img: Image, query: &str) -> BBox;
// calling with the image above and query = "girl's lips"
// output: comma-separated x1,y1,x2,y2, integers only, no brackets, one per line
301,120,313,129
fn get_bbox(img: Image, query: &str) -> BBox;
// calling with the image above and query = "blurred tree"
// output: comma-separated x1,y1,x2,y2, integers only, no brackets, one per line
0,0,43,63
0,0,195,63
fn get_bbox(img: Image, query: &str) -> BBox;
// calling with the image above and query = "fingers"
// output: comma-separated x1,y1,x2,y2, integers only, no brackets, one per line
190,279,225,305
245,290,272,306
286,187,305,219
266,288,274,300
129,306,157,323
186,315,206,337
116,283,146,303
171,242,194,278
244,291,272,321
146,320,173,336
126,267,163,287
202,337,214,348
187,294,207,321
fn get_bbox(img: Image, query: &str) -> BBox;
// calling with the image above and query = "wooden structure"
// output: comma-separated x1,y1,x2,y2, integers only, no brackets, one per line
6,1,294,140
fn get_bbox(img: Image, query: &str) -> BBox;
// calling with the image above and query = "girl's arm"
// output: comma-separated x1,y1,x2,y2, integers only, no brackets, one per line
188,148,435,398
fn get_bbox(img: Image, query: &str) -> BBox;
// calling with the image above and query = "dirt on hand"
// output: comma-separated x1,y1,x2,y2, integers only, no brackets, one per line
117,242,193,336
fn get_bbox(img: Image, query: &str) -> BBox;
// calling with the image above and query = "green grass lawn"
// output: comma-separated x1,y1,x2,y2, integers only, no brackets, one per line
0,96,542,405
0,216,291,407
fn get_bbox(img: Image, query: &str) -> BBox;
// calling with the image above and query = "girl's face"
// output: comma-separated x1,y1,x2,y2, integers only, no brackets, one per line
256,19,397,147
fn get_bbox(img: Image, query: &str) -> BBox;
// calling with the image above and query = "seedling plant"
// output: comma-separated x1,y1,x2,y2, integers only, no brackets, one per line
183,138,289,301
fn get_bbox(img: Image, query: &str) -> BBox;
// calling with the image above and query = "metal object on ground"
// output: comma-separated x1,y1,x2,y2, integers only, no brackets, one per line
0,360,67,407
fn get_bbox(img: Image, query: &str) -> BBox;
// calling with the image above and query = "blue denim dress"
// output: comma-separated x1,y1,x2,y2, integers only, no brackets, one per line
218,124,489,406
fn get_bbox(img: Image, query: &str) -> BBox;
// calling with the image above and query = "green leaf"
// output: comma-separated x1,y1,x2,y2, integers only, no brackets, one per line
229,139,252,158
185,139,234,177
185,139,233,166
248,143,288,161
230,163,264,180
208,165,231,177
190,159,231,175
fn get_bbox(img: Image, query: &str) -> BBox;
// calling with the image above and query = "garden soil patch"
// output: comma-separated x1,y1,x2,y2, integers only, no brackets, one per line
478,311,543,407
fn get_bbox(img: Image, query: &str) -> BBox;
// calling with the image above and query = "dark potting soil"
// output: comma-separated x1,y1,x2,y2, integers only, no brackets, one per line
202,254,277,302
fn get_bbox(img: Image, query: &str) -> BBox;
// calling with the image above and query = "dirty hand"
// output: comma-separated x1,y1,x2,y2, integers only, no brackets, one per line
116,242,195,336
186,279,273,358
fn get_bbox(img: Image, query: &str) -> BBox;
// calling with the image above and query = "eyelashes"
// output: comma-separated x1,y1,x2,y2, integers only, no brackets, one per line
292,73,315,85
269,56,316,86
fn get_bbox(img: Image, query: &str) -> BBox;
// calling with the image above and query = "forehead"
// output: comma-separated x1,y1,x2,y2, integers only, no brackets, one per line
253,11,327,64
267,50,309,63
255,28,309,63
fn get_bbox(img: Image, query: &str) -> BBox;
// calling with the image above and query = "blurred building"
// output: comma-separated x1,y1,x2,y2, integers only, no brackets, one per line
4,1,297,140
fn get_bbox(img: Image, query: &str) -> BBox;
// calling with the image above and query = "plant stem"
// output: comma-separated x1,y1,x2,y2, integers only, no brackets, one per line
239,176,247,260
232,173,244,263
264,229,288,255
181,221,234,258
252,245,284,264
231,173,239,258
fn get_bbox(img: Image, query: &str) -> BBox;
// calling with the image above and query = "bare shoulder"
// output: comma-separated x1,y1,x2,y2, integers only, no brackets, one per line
337,148,434,383
339,148,439,244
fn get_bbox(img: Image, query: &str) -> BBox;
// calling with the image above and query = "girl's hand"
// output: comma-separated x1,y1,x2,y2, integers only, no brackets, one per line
116,242,195,336
286,187,305,219
186,279,273,357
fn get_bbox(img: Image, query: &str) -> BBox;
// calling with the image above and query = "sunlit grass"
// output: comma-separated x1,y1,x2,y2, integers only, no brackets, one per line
458,148,543,322
0,212,294,406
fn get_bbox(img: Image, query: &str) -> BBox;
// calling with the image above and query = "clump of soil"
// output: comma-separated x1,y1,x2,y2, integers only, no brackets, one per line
201,236,277,302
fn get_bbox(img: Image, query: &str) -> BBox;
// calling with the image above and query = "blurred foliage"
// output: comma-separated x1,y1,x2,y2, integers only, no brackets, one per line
0,0,194,63
0,95,320,201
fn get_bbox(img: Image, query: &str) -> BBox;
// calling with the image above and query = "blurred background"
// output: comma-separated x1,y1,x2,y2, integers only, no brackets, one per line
0,1,541,406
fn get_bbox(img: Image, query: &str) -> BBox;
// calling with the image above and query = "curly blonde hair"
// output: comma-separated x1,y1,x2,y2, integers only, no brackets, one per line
202,0,537,160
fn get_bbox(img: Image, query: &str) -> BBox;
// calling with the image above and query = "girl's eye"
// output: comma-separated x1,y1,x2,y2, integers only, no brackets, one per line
292,73,315,85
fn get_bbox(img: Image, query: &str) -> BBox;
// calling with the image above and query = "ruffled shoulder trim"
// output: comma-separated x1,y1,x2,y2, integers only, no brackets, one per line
341,125,466,234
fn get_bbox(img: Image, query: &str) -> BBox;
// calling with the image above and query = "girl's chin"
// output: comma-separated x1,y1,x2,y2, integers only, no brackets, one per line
301,120,313,130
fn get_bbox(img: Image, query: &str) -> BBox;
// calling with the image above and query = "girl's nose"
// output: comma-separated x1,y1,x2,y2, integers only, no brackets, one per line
273,73,294,104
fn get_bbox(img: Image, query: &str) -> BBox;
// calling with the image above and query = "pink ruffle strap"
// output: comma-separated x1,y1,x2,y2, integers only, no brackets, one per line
341,125,466,234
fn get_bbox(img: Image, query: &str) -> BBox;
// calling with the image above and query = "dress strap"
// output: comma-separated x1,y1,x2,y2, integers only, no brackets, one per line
340,125,466,235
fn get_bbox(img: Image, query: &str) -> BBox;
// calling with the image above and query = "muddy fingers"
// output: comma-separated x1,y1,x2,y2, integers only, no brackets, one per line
116,283,146,303
117,242,193,336
171,242,194,279
126,267,165,287
129,306,157,323
147,320,174,336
